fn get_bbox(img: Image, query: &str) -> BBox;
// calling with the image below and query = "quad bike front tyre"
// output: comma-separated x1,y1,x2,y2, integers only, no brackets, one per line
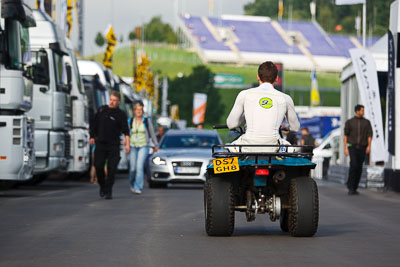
288,177,319,237
204,176,235,236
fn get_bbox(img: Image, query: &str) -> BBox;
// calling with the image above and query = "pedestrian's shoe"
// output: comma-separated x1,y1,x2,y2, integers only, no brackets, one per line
130,186,135,194
99,187,105,198
348,190,359,195
105,192,112,199
132,188,142,195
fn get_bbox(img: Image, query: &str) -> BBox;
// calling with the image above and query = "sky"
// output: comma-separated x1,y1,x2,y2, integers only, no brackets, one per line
76,0,253,56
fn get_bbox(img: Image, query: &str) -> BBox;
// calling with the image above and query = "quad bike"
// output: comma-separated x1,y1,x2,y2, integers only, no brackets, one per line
204,125,318,237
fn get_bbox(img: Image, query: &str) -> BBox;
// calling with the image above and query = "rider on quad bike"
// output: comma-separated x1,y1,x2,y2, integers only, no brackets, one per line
227,61,299,152
205,61,318,238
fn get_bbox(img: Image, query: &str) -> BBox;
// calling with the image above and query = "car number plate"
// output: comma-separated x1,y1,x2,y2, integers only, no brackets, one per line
175,167,200,174
213,157,239,174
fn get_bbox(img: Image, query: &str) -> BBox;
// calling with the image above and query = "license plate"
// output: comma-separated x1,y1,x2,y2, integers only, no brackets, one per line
213,157,239,174
174,167,200,174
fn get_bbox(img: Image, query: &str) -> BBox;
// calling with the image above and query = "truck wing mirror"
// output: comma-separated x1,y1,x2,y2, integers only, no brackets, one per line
32,65,50,85
66,64,72,92
0,32,5,64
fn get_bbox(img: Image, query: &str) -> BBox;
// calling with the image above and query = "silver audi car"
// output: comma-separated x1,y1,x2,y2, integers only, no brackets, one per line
148,129,223,187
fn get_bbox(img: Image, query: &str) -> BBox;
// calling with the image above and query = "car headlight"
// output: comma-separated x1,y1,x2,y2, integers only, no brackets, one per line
152,156,166,165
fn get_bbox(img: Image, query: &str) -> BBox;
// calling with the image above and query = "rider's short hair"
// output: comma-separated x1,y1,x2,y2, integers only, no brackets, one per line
258,61,278,84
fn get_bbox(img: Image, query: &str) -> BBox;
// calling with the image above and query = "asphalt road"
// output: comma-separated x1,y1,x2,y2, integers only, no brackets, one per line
1,175,399,267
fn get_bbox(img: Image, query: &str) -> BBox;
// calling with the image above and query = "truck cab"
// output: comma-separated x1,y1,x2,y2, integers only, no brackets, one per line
77,59,111,122
64,38,90,174
0,0,36,181
27,9,72,174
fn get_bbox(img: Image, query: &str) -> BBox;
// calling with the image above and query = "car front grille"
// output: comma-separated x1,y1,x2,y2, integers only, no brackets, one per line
172,161,203,167
172,161,203,176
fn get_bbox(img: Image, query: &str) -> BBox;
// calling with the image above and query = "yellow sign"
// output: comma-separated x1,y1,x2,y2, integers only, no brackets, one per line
103,25,117,68
134,53,154,97
66,0,73,38
213,157,239,174
310,69,320,106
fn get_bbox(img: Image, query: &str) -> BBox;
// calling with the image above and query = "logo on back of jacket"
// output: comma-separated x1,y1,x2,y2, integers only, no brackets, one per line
259,97,273,109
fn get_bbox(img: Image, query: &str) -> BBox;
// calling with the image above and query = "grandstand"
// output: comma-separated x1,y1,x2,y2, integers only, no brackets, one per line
178,14,378,72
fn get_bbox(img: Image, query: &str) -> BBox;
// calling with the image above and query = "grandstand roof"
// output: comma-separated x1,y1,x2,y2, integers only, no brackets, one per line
179,14,380,72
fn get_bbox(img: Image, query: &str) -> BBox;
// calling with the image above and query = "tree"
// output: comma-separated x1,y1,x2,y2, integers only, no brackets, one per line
168,66,224,126
128,31,136,41
95,32,105,47
144,16,178,44
243,0,392,36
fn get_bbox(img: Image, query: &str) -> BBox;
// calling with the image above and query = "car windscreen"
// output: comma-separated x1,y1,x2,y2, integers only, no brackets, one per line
160,134,220,149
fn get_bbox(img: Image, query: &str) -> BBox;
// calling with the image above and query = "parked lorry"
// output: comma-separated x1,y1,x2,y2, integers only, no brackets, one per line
0,0,36,184
27,9,72,177
64,38,90,176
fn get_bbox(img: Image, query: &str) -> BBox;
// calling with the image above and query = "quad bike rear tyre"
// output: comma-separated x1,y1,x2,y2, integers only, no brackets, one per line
288,177,319,237
204,177,235,236
280,208,289,232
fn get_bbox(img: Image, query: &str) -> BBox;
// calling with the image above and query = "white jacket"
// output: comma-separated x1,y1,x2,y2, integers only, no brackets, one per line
226,83,300,152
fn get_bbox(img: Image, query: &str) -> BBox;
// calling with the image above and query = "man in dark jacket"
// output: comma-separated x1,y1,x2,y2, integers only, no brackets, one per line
300,127,318,159
282,124,298,145
90,91,130,199
344,104,372,195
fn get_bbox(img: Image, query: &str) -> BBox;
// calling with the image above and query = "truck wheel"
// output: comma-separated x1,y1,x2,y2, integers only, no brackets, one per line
288,177,319,237
0,181,17,190
280,209,289,232
204,177,235,236
23,174,47,186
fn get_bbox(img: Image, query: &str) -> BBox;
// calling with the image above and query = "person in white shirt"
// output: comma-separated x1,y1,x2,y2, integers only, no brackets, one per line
227,61,300,152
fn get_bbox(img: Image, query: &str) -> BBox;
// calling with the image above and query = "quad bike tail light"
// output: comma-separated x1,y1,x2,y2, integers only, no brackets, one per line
255,169,269,176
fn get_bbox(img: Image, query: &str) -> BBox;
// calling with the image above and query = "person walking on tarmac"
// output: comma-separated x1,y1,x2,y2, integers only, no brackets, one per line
128,102,158,195
227,61,300,152
344,104,372,195
90,91,130,199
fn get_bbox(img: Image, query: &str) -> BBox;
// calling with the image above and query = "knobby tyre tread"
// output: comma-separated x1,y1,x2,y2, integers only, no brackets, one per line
288,177,319,237
204,177,235,236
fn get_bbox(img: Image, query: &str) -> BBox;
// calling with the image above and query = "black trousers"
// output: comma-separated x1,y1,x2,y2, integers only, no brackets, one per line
347,146,366,192
94,143,121,194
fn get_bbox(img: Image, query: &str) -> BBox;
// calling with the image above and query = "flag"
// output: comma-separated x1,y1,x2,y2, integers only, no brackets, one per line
310,69,320,106
102,25,117,68
349,48,386,162
76,0,84,55
278,0,283,17
36,0,45,10
170,105,179,120
209,0,214,13
335,0,365,5
66,0,73,38
387,31,395,155
192,93,207,125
